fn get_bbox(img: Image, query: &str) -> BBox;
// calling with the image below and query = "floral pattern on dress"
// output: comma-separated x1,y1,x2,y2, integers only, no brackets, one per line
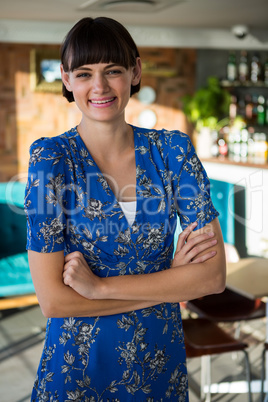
25,125,218,401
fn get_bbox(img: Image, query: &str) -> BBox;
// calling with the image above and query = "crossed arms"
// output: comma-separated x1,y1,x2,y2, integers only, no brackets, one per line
28,218,226,318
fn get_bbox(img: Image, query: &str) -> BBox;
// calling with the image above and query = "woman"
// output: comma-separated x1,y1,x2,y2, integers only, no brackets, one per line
25,17,226,401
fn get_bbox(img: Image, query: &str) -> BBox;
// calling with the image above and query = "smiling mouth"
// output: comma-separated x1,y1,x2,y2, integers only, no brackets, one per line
90,97,116,104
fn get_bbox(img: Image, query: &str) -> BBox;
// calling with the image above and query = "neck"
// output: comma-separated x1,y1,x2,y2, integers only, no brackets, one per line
77,119,134,160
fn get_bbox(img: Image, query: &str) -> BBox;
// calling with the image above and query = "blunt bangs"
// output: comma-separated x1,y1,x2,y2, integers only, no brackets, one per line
60,17,141,102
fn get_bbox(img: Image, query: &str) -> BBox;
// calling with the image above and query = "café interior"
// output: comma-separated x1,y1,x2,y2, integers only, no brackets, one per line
0,0,268,400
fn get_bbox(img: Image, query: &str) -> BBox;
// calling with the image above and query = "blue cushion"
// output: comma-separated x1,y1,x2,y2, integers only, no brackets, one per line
0,252,34,297
0,182,27,258
0,181,26,207
209,179,235,245
173,178,246,256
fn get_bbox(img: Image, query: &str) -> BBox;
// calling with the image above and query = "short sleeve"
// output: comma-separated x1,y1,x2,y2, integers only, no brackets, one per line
24,137,67,253
167,131,219,231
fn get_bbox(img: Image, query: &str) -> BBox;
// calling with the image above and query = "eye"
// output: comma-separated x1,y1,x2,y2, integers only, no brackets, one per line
107,69,123,75
76,72,91,78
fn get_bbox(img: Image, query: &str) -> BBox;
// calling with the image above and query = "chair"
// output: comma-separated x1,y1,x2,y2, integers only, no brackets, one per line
0,181,38,311
185,243,266,339
0,182,40,361
183,317,252,402
0,181,28,259
261,342,268,401
0,252,38,311
186,287,266,328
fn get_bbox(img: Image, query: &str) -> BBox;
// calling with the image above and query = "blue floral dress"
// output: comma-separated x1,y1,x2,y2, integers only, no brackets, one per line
25,126,218,402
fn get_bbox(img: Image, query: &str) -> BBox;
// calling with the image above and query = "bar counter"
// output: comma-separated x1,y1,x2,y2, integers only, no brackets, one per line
202,157,268,170
202,158,268,258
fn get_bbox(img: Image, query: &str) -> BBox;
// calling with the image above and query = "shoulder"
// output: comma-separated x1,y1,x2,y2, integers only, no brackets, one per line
29,127,77,154
134,127,193,169
134,126,191,151
28,127,78,167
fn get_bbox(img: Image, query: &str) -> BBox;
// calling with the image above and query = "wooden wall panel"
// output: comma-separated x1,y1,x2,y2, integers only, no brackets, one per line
0,43,196,182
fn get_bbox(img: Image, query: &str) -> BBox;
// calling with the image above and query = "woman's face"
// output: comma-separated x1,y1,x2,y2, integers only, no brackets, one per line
61,59,141,125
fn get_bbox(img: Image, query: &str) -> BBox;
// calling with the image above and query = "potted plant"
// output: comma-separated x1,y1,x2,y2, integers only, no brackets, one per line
182,76,231,157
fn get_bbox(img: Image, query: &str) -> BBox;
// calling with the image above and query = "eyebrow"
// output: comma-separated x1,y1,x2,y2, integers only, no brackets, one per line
74,63,123,71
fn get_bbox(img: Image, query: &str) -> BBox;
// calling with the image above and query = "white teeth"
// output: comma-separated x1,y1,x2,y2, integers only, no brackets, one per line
91,98,115,104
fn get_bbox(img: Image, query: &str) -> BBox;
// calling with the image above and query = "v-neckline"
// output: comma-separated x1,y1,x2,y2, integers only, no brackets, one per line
74,125,139,228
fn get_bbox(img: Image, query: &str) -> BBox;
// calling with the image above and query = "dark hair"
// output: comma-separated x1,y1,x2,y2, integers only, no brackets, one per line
60,17,141,102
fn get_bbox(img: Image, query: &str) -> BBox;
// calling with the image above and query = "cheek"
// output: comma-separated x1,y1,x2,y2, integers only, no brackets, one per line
71,83,87,98
119,79,132,96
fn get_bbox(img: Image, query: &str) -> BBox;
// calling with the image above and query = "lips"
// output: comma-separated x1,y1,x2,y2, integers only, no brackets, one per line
90,97,116,104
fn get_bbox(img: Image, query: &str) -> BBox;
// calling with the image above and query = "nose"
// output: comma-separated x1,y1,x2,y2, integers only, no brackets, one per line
92,73,109,93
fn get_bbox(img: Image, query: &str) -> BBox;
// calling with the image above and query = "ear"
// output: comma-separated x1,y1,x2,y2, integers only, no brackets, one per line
60,64,72,91
131,57,142,86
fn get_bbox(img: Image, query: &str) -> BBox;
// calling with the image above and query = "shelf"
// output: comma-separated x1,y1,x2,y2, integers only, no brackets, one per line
247,125,268,134
201,157,268,169
221,80,268,89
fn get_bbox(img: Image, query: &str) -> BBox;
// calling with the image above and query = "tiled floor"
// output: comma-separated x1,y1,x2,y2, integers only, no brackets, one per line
0,305,266,402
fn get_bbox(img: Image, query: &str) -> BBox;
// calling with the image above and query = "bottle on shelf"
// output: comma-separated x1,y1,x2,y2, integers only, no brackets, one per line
252,94,259,125
240,128,249,162
250,52,262,83
229,95,238,120
237,95,246,120
264,56,268,85
247,128,256,163
228,129,235,161
210,130,219,158
217,128,229,158
238,50,249,82
227,51,237,82
266,98,268,125
257,95,266,126
245,94,254,124
233,129,242,162
253,132,268,164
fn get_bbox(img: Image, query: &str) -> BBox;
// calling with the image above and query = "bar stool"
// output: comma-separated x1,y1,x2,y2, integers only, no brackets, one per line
261,343,268,401
185,243,265,335
186,287,266,336
183,317,252,402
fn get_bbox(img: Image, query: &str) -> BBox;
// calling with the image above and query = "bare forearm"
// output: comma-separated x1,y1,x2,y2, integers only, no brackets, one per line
38,281,160,318
97,257,226,303
28,250,159,318
64,219,226,304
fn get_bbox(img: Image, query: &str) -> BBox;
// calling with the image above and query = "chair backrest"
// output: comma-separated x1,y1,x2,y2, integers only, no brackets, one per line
0,182,27,259
210,179,246,257
174,179,247,258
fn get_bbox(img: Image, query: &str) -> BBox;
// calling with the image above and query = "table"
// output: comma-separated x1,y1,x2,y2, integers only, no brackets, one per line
227,258,268,400
227,258,268,300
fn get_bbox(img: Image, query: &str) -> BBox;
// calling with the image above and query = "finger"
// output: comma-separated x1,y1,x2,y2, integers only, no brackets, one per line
184,231,215,249
175,222,198,253
64,251,83,263
177,231,215,257
63,256,81,274
191,250,217,264
63,260,73,272
186,238,218,262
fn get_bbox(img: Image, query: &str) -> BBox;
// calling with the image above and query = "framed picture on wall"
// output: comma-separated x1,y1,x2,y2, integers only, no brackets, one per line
30,49,62,93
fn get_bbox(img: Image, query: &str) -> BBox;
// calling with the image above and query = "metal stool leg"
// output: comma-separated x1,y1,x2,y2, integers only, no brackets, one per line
243,350,252,402
261,347,266,402
201,355,211,402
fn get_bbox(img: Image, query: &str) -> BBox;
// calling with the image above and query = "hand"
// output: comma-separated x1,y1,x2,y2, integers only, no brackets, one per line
171,222,217,268
63,251,101,299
